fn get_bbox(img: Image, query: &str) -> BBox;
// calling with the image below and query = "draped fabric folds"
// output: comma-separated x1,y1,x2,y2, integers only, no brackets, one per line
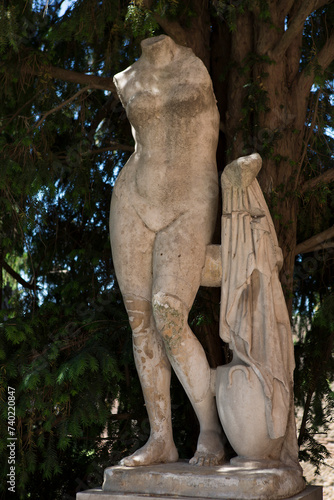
220,172,300,468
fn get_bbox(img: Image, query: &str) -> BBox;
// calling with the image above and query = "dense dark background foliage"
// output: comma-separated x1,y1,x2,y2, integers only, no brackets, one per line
0,0,333,498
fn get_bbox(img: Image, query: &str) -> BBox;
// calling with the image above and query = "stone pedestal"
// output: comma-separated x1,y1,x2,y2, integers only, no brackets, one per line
76,462,320,500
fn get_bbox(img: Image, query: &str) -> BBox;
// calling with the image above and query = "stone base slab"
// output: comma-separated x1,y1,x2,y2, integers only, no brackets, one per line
77,485,322,500
76,462,314,500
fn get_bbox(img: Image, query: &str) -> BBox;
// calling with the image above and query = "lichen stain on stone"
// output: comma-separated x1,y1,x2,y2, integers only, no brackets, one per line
153,300,185,356
163,331,183,357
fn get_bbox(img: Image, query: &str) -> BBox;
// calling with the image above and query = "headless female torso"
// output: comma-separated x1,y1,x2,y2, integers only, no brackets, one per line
113,35,220,232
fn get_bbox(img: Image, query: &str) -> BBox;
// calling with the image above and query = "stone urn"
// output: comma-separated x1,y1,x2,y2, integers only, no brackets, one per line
216,361,284,464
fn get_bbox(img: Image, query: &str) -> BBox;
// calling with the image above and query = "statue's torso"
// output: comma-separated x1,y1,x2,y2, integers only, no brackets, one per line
112,53,219,231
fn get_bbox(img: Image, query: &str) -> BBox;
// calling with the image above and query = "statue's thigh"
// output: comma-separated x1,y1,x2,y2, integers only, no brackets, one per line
110,194,155,300
152,213,209,309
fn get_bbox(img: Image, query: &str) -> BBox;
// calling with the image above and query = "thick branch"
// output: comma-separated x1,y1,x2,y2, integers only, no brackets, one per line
2,261,37,290
32,86,90,130
312,30,334,69
311,242,334,252
315,0,333,9
141,0,211,65
298,31,334,95
152,13,188,47
24,64,118,95
141,0,188,47
301,168,334,193
279,0,296,17
270,0,319,61
295,226,334,254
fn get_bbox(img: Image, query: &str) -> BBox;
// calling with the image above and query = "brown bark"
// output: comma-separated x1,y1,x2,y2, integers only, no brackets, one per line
270,0,319,61
210,17,231,168
207,3,307,316
298,30,334,97
228,2,319,313
2,260,37,290
151,13,189,47
24,64,117,94
301,169,334,193
295,226,334,254
225,13,254,160
143,0,211,68
182,0,211,69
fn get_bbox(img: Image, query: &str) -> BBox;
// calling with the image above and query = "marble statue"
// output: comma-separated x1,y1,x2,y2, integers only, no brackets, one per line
109,35,304,495
110,34,225,467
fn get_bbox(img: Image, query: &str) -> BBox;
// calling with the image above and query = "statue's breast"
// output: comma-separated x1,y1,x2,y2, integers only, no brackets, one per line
126,90,160,126
166,83,211,118
126,83,212,129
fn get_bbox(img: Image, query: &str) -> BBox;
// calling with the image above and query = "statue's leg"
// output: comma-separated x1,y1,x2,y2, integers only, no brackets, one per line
110,196,178,466
152,214,226,466
120,294,178,466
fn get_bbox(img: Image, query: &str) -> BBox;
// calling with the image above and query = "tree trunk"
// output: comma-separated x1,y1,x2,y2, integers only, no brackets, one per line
188,4,304,350
210,4,310,316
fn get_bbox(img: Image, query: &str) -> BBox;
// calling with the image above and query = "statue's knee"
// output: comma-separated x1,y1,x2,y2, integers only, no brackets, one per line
152,292,187,341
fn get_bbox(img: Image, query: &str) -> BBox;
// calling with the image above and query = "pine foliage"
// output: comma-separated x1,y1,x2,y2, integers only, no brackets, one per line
0,0,333,497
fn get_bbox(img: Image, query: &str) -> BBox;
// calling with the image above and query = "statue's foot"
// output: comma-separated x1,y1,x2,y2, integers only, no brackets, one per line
119,437,179,467
189,430,226,467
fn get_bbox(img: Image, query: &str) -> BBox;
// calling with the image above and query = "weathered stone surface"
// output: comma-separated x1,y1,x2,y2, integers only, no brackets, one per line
110,34,224,467
217,153,300,470
77,487,322,500
76,462,316,500
200,244,222,287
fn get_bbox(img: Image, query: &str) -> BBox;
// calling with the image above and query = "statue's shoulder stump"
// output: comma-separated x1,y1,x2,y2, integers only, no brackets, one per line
76,462,321,500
